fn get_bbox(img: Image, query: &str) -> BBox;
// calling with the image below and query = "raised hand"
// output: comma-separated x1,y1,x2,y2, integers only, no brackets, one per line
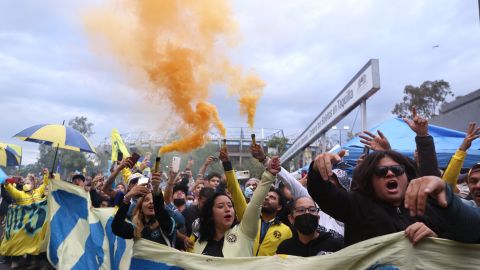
125,184,149,201
219,146,229,162
250,143,266,163
405,176,447,217
119,157,135,170
313,150,346,180
267,156,281,175
459,122,480,151
403,106,429,136
359,130,391,151
151,172,162,194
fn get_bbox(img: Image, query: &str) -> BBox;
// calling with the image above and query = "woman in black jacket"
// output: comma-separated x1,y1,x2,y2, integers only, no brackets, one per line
307,150,438,246
112,173,175,246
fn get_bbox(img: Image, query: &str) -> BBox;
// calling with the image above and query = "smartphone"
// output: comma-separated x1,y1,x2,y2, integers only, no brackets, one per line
172,156,181,173
117,151,123,162
130,152,141,167
362,146,370,155
138,176,149,186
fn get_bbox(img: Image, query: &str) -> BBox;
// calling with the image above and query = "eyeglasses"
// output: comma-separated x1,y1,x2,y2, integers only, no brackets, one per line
374,165,405,177
294,207,320,215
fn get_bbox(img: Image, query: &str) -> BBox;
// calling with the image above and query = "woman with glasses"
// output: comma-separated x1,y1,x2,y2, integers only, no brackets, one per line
276,196,343,256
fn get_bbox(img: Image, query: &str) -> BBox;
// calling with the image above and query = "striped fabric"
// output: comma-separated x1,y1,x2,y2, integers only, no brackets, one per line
14,124,96,153
0,143,21,167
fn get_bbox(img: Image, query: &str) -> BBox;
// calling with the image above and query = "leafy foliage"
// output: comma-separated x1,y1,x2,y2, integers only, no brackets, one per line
392,80,453,118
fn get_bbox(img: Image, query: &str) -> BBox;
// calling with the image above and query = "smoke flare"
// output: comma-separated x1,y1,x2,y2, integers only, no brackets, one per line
84,0,263,152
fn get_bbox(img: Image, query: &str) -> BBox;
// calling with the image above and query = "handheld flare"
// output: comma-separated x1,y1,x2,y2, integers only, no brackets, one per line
251,133,256,145
154,149,162,173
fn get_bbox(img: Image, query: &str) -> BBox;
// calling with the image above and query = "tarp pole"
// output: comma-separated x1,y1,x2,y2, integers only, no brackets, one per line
361,99,367,131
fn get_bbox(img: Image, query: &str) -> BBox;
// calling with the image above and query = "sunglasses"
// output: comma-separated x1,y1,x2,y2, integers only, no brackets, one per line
374,165,405,177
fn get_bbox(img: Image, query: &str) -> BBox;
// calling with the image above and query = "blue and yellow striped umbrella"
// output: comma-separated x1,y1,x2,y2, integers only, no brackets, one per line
0,143,22,167
14,124,96,153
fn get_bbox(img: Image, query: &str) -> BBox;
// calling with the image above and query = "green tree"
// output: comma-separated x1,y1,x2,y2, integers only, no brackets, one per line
392,80,454,118
267,136,289,155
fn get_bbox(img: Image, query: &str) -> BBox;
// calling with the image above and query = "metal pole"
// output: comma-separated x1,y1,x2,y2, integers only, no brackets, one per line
339,130,342,147
51,120,65,176
361,99,367,131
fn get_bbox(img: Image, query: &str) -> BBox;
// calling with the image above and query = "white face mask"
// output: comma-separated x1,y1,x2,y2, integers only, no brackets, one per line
186,199,194,207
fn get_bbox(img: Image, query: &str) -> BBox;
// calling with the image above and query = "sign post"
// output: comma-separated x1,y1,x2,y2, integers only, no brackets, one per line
281,59,380,164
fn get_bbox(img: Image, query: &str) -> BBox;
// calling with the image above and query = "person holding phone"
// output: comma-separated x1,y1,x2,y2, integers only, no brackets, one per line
111,172,175,246
192,157,280,257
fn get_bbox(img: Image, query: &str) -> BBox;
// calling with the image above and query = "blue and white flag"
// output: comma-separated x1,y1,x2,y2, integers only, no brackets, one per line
47,178,133,269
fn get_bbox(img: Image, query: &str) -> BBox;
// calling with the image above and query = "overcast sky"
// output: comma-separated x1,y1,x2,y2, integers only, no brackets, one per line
1,0,479,164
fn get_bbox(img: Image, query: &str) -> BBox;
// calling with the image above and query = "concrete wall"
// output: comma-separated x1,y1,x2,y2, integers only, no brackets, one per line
430,89,480,131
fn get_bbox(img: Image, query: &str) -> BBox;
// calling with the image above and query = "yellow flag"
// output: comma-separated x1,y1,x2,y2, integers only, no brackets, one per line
111,128,130,161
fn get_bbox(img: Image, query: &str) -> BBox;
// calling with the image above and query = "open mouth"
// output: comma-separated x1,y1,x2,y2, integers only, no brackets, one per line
472,190,480,198
224,214,232,220
386,180,398,190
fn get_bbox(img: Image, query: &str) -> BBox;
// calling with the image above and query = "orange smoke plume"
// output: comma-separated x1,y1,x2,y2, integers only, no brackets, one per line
84,0,263,152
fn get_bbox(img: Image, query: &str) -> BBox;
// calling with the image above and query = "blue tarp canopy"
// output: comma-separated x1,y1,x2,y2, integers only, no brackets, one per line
341,118,480,169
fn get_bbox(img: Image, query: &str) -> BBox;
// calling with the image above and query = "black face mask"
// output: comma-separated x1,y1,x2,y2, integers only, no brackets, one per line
173,198,186,207
294,214,319,235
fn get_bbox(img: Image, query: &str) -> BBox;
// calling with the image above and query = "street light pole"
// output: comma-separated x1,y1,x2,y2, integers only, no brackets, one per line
332,126,350,147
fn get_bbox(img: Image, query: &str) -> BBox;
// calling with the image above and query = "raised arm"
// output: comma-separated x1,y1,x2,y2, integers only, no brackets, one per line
163,170,179,205
277,167,309,199
103,158,134,199
239,157,279,239
443,123,480,188
307,151,355,223
198,156,215,179
151,173,175,236
219,145,247,221
34,168,50,195
111,185,149,239
404,107,440,177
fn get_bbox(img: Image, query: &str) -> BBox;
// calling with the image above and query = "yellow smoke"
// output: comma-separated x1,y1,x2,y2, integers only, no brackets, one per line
84,0,263,152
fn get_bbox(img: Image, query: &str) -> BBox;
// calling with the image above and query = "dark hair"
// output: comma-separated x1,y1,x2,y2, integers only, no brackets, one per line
268,187,286,213
268,187,290,226
351,150,417,197
199,187,215,200
173,184,188,196
198,192,237,243
206,172,222,181
289,196,316,213
72,174,85,182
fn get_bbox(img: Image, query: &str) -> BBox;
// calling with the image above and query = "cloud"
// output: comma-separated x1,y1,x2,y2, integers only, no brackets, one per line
1,0,480,165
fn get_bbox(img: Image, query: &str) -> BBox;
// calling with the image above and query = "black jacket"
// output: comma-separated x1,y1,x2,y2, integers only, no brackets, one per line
307,136,439,246
276,231,343,257
111,191,174,246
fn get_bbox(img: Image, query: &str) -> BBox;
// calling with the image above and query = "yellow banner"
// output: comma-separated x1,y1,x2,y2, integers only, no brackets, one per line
130,232,480,270
111,128,130,162
0,200,49,256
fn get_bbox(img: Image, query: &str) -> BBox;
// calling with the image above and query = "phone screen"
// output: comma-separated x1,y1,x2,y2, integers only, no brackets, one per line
172,156,181,173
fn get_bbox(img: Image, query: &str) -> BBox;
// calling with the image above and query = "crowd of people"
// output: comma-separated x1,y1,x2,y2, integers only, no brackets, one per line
1,108,480,269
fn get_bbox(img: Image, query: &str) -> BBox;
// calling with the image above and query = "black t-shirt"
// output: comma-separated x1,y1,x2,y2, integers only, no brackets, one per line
276,231,343,257
201,238,224,257
142,226,168,246
182,205,201,236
